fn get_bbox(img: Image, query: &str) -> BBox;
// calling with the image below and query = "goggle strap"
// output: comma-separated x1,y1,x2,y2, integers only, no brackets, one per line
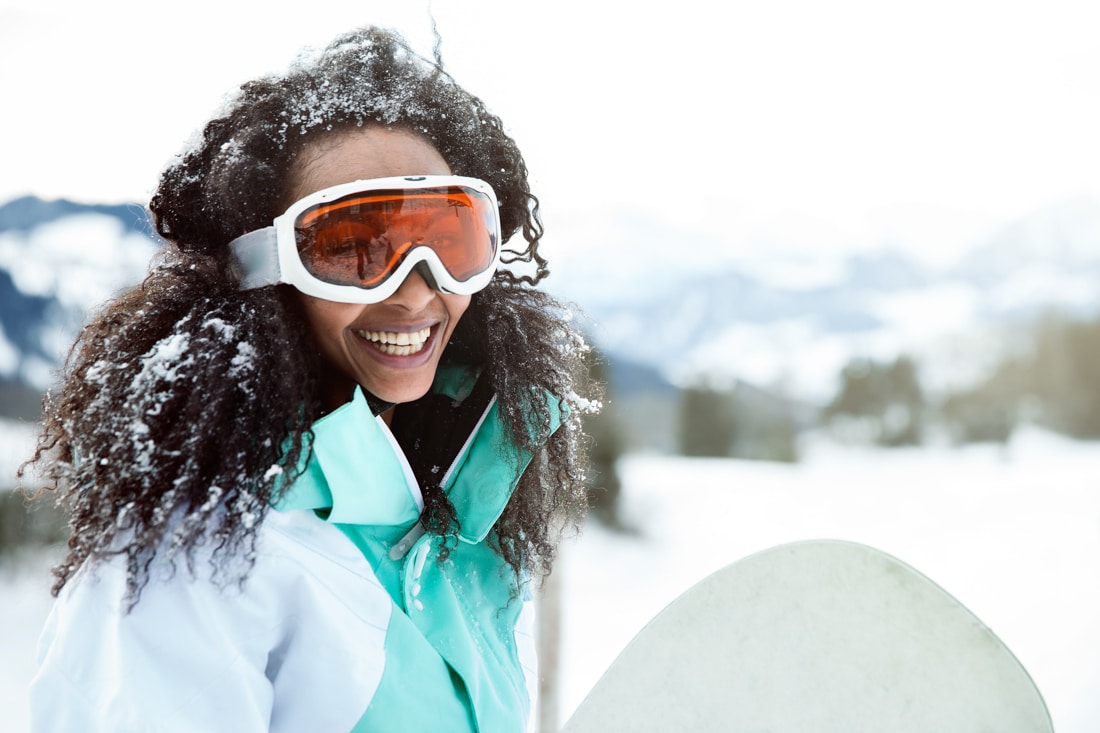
229,227,281,290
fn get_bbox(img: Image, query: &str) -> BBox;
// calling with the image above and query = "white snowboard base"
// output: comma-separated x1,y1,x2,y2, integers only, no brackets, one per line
562,539,1052,732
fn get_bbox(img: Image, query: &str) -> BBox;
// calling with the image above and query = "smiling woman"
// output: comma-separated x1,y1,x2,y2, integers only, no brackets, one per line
21,25,596,733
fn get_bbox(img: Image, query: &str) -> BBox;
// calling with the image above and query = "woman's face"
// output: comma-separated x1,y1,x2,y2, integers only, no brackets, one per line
288,127,471,413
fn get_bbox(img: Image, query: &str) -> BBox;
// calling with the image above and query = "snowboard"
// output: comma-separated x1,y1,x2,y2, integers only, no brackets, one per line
561,539,1052,732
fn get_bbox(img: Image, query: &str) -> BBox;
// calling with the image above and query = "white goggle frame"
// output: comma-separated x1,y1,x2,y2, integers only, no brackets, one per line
228,175,501,304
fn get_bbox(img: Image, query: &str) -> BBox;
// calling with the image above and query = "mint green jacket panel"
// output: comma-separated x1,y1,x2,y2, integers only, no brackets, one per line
277,373,556,732
353,598,477,732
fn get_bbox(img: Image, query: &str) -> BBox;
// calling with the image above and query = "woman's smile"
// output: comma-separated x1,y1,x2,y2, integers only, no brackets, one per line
345,315,443,369
353,326,433,357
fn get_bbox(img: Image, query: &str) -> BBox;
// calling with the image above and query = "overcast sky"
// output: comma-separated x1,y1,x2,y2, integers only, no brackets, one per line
3,0,1100,265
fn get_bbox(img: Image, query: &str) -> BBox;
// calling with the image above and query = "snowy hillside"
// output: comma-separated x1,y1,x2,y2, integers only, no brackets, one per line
552,429,1100,732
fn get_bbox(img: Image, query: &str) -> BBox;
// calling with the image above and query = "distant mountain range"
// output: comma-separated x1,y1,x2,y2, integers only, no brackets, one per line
0,195,154,235
0,196,161,417
545,196,1100,399
2,193,1099,419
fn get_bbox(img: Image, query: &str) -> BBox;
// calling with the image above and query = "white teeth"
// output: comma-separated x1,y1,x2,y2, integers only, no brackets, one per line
356,327,432,356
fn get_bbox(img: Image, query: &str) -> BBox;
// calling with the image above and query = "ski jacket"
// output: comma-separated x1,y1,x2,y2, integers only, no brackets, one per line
30,365,558,732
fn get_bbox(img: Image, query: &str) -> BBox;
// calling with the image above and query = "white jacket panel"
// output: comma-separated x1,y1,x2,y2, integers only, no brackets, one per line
30,509,392,733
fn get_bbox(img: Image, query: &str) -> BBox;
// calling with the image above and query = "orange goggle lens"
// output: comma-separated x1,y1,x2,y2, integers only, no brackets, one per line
294,186,498,289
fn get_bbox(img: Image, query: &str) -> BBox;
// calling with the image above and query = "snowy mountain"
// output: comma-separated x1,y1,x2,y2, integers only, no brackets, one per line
0,196,159,407
545,197,1100,399
1,194,1099,416
954,197,1100,318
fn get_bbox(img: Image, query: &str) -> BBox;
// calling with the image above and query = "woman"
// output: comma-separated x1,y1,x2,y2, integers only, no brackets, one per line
26,25,593,732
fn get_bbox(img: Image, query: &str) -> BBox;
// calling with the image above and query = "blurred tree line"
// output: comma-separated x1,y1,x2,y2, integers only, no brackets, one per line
661,308,1100,463
821,310,1100,446
942,311,1100,440
822,355,924,446
677,381,802,463
0,489,65,558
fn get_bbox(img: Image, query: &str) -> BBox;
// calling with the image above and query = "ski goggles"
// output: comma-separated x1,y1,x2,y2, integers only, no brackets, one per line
229,175,501,303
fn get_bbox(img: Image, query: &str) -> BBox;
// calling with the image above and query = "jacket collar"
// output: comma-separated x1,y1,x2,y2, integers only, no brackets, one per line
275,387,422,528
275,366,561,543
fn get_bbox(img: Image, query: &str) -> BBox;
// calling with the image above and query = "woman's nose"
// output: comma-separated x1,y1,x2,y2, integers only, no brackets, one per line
385,265,437,310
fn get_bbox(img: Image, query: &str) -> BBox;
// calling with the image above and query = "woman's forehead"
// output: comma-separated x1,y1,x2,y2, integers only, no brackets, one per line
286,128,450,205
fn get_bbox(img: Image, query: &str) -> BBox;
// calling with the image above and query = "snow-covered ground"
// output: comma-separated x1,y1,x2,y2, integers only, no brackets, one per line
2,427,1097,732
554,428,1100,731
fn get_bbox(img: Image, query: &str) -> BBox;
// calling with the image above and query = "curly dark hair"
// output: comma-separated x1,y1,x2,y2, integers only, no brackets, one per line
22,26,594,605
